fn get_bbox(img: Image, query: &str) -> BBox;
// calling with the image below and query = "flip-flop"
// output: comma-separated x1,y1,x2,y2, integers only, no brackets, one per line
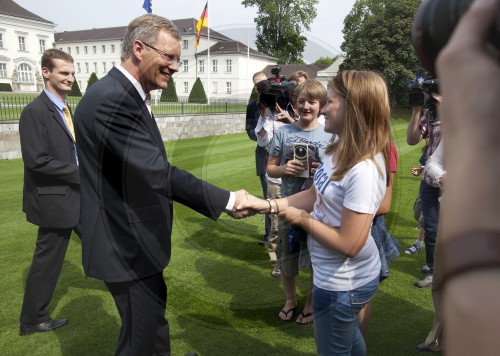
279,306,297,321
296,311,313,325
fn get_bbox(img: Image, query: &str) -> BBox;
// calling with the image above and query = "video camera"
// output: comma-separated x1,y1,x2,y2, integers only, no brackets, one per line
256,66,297,114
407,68,439,108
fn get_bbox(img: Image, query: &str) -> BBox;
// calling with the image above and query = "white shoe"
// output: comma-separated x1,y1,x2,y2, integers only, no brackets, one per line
405,242,423,255
271,267,281,278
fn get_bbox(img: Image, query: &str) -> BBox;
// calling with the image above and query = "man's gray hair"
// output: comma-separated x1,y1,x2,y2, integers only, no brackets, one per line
121,14,181,61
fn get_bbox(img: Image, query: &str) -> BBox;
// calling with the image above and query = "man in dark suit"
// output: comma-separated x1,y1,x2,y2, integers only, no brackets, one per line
19,49,80,335
245,71,270,246
74,14,252,355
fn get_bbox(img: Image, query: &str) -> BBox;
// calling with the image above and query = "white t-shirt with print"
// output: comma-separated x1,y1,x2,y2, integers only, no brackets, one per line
309,153,386,291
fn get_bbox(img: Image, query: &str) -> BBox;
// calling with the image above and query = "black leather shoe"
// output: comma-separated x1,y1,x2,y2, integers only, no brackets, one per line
20,318,68,336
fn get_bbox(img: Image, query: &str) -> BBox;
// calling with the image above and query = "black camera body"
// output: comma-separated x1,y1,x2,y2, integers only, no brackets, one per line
408,69,439,108
412,0,500,75
257,66,297,112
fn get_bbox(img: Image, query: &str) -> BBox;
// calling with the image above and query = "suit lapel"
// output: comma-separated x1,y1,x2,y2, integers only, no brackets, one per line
108,68,166,157
40,91,74,143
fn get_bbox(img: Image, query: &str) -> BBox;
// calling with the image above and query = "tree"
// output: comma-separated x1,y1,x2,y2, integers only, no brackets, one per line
340,0,421,105
188,78,207,103
68,80,82,97
314,56,338,65
242,0,318,64
160,77,178,102
86,72,99,90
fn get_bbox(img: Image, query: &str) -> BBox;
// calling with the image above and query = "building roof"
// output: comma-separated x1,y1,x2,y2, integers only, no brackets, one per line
0,0,53,24
174,18,231,42
261,63,330,81
54,18,231,44
196,40,277,61
55,26,127,43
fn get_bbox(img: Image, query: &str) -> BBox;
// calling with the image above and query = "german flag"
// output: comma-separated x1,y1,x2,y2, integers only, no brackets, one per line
195,2,208,48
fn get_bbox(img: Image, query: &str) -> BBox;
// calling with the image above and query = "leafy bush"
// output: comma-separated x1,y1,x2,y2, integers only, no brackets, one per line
0,83,13,92
69,80,82,97
188,77,207,104
160,77,178,102
86,72,99,90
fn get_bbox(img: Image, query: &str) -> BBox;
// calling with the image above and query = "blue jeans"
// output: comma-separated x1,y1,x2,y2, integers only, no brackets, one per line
313,277,379,356
371,215,400,281
419,180,440,275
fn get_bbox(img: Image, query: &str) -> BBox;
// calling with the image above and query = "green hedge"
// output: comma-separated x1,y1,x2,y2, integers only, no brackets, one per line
0,83,13,92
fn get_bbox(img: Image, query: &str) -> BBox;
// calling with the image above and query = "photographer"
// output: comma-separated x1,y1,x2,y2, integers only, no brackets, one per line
245,71,272,247
407,90,442,290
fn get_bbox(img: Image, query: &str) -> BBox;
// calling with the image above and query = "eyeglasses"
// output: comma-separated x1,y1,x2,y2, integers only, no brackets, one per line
142,42,182,66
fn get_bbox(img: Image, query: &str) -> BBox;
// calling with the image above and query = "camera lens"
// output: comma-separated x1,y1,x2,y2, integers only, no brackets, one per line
412,0,500,75
295,146,307,158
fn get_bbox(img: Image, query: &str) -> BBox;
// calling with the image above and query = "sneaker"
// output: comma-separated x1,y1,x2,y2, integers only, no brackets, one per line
421,264,431,274
271,267,281,278
415,275,433,288
258,239,268,247
405,242,423,255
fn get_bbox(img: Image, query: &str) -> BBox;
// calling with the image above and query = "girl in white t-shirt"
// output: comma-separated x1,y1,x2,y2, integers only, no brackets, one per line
242,70,391,355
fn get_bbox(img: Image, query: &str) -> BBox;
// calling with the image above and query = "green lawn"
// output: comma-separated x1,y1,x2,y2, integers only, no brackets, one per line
0,114,440,355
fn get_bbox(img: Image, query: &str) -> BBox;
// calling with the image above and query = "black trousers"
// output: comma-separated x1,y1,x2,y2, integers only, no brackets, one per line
106,272,170,356
20,225,79,325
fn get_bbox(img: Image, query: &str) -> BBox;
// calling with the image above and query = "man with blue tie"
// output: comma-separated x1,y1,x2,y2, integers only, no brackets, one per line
19,48,80,335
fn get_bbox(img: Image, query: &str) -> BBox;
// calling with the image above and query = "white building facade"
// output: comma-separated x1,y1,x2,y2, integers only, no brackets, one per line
0,0,55,92
54,19,277,100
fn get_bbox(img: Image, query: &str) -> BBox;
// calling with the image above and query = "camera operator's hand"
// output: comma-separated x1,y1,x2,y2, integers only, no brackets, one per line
410,165,424,176
434,1,500,354
275,104,296,123
260,106,270,118
284,159,306,177
407,106,424,145
436,0,500,239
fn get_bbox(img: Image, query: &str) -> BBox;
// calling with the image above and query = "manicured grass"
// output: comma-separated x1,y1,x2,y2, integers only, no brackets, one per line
0,113,440,355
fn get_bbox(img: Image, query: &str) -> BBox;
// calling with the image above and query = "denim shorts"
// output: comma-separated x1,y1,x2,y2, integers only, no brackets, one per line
312,276,379,356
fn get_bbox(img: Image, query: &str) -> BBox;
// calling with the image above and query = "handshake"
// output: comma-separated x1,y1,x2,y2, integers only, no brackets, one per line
228,190,310,230
226,190,273,219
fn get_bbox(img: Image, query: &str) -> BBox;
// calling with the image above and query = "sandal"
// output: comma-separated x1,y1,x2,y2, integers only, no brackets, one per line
278,306,297,321
296,311,313,326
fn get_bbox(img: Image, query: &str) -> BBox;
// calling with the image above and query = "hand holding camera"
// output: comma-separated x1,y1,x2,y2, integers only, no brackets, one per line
411,166,424,176
274,104,296,123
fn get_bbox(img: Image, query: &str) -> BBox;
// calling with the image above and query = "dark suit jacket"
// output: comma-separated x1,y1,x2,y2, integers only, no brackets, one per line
19,90,80,228
245,100,268,176
75,67,230,283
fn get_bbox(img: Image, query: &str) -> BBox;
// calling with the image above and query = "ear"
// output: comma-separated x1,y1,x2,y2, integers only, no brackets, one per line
132,40,146,60
41,67,50,80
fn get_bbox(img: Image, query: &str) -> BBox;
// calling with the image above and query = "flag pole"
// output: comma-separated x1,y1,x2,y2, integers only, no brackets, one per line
207,0,210,105
247,6,251,100
194,19,198,80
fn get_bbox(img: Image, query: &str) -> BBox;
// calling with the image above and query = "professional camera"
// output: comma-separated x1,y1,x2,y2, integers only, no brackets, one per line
407,68,439,108
256,66,297,113
412,0,500,75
